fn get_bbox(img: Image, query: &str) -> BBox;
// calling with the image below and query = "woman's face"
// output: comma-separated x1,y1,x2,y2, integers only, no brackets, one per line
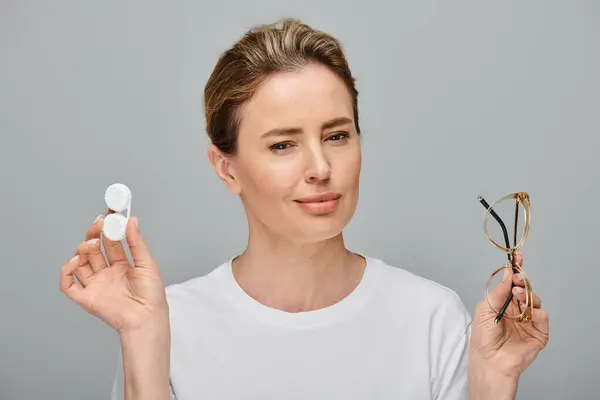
210,63,361,243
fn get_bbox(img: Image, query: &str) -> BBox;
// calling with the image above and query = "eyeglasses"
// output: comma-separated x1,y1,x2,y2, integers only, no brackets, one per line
478,192,533,323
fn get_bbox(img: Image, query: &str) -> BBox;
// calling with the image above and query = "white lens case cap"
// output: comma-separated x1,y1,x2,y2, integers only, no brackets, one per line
103,213,128,241
102,183,132,241
105,183,131,213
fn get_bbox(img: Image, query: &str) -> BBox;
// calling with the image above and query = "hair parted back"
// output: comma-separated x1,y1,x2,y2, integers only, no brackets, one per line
203,18,360,155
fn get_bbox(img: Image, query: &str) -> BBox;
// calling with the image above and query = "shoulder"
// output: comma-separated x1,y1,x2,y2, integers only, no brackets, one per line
366,257,473,398
365,255,472,333
163,260,232,315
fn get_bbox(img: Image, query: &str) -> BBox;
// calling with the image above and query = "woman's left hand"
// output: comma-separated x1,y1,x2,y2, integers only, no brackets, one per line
469,253,549,380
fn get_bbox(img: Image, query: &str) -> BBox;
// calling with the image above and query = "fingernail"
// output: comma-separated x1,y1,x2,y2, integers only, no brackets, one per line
93,214,104,223
515,273,523,281
87,238,100,245
69,255,80,264
132,216,139,231
514,287,525,294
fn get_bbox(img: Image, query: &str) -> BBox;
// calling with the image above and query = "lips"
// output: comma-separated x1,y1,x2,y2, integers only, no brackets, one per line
295,192,341,215
295,192,341,203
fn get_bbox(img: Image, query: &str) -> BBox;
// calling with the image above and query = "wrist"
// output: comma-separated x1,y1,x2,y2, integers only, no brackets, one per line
119,307,169,338
468,351,519,400
119,313,171,400
119,318,170,349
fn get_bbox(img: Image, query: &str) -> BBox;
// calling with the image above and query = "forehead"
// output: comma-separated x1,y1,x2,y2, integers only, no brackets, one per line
238,63,354,135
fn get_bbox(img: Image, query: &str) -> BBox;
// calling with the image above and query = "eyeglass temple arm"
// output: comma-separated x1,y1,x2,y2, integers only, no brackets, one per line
477,196,512,254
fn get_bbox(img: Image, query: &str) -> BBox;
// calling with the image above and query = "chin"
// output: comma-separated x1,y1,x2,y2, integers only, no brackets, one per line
295,224,344,243
291,206,356,243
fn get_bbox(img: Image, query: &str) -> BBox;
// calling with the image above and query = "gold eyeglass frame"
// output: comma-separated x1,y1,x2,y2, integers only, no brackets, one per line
480,192,533,323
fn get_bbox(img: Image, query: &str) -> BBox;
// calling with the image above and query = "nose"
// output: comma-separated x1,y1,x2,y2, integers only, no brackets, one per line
304,143,332,183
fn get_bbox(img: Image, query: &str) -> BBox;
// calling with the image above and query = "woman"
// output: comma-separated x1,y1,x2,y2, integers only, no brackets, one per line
59,18,549,399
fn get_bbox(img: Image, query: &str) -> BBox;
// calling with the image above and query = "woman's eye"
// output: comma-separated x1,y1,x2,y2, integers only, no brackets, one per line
270,142,292,152
328,132,350,142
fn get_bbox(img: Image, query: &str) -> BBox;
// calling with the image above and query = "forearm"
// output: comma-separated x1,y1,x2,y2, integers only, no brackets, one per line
468,352,519,400
119,314,171,400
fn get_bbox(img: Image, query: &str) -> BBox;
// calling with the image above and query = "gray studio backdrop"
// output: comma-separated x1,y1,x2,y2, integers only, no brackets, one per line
1,1,598,399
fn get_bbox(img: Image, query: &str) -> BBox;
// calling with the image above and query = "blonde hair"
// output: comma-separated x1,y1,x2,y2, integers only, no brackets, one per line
203,18,360,154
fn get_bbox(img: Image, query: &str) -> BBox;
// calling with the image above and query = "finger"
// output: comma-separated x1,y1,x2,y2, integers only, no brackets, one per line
125,216,157,271
514,252,523,267
511,286,541,308
74,263,93,287
86,214,105,240
530,308,549,336
96,216,130,265
60,255,85,303
73,241,95,286
512,272,527,288
78,238,107,273
487,264,515,310
81,214,108,273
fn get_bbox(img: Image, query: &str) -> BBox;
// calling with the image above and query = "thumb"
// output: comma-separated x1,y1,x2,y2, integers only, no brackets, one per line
486,265,514,311
126,216,157,270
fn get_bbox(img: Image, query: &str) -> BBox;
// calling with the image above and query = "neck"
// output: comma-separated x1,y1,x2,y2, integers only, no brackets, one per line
231,225,366,313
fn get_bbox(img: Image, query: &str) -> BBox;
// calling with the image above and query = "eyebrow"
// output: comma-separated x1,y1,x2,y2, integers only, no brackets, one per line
260,117,353,139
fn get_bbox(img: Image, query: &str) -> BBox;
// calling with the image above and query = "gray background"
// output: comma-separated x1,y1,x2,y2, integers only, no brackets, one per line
1,0,598,399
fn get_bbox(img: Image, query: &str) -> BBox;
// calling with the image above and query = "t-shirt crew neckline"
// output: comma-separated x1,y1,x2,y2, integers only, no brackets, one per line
218,254,382,330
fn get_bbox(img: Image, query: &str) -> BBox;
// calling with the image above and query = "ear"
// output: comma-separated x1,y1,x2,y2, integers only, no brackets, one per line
208,144,241,195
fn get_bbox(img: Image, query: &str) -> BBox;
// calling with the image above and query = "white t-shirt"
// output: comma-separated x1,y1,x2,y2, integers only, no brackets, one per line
111,255,472,399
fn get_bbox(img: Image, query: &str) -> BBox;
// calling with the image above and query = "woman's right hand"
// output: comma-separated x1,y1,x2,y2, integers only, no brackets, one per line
60,214,168,336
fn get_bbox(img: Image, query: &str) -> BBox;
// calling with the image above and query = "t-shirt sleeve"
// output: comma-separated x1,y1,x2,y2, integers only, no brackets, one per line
433,323,471,400
109,345,177,400
430,290,472,400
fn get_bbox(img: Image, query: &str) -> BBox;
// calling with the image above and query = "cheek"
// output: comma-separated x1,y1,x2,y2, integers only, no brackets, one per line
334,148,362,185
240,158,300,200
